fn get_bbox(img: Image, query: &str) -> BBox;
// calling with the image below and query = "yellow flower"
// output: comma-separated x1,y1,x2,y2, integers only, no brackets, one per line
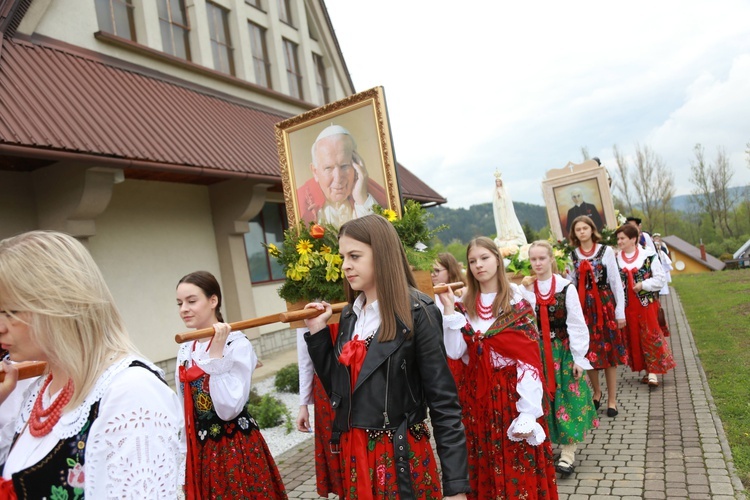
286,263,310,281
320,244,332,254
296,239,313,255
267,243,280,257
324,253,342,282
382,209,398,222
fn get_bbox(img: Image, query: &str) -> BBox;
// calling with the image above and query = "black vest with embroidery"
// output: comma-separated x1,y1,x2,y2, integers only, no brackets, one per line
619,254,659,306
8,401,99,499
571,245,609,290
534,283,571,340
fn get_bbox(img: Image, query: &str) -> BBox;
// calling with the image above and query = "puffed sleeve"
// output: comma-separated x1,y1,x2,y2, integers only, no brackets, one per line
85,364,184,497
414,301,471,496
564,283,593,369
508,364,546,446
297,327,314,406
641,253,667,292
194,332,256,421
604,246,626,320
442,309,468,361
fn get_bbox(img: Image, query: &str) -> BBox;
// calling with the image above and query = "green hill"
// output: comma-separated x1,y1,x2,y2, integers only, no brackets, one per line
427,202,548,244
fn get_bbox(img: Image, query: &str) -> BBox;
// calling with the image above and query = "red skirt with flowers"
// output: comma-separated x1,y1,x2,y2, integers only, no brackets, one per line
583,287,629,369
623,299,676,374
447,358,468,414
339,424,441,499
463,364,558,500
313,374,344,497
198,429,287,499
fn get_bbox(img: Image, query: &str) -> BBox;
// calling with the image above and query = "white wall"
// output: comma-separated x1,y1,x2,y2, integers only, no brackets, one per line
87,179,222,363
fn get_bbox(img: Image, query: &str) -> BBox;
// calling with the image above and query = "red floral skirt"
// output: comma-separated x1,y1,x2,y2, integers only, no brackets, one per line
583,287,630,369
313,374,344,497
447,357,469,414
623,300,676,374
339,425,441,499
198,428,287,499
463,365,558,500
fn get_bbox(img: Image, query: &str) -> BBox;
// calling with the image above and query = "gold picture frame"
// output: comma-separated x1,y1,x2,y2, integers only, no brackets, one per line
275,86,400,229
542,160,617,241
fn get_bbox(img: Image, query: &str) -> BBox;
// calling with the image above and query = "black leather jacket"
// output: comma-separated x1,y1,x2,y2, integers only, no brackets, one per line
305,290,470,498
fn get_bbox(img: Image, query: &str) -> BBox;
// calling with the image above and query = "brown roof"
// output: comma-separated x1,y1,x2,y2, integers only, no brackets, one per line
0,35,446,204
661,235,726,271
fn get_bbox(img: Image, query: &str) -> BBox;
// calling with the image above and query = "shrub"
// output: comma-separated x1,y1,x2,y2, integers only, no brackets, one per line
274,363,300,393
246,394,291,431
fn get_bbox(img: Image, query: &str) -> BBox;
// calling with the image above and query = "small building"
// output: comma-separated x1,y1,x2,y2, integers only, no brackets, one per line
662,236,725,274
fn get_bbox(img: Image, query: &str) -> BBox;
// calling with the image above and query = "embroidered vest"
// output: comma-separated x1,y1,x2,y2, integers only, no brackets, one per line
571,245,609,290
620,254,659,306
181,373,260,444
534,284,571,340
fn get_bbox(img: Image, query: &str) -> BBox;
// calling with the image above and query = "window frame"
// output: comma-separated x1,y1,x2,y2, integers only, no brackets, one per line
282,38,303,100
312,53,330,105
278,0,294,27
244,203,288,284
206,1,235,76
157,0,191,60
248,21,272,89
95,0,137,40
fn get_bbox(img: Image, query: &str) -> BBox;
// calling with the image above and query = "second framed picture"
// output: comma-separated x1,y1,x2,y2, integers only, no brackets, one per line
275,86,401,229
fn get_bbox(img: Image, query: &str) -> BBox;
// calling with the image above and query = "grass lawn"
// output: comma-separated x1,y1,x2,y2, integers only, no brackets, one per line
672,269,750,489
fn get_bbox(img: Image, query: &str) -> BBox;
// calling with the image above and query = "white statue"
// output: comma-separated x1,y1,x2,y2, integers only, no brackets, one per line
492,171,527,248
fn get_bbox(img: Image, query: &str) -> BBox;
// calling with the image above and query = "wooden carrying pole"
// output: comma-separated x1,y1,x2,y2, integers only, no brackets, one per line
174,282,465,343
0,360,47,382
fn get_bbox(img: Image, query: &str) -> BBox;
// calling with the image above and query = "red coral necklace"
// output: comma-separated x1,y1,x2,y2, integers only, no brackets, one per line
534,275,557,305
621,246,639,264
29,375,74,437
579,244,597,258
475,293,494,320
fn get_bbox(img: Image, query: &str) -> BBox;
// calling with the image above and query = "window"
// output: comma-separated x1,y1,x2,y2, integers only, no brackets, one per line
246,0,262,9
244,204,287,283
278,0,293,26
282,39,303,99
95,0,136,40
158,0,190,60
312,53,329,105
248,22,272,88
206,2,235,75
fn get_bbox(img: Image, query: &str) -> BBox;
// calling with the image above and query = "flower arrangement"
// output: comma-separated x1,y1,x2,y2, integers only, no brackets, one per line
501,242,571,277
265,222,346,304
266,201,446,303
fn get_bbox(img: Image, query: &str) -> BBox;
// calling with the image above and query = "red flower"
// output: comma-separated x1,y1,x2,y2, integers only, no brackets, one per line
310,224,325,239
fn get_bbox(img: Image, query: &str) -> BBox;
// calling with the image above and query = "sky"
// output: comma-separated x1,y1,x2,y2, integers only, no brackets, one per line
324,0,750,207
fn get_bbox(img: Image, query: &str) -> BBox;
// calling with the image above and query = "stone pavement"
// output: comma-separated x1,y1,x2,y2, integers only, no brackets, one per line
274,288,747,499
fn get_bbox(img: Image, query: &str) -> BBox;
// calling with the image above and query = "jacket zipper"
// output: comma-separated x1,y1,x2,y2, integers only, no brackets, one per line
383,358,390,428
401,359,417,403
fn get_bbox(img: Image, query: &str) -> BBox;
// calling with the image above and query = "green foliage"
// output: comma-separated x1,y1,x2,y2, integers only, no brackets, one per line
274,363,300,393
373,200,447,271
266,221,346,304
521,222,538,243
673,270,750,488
246,394,293,433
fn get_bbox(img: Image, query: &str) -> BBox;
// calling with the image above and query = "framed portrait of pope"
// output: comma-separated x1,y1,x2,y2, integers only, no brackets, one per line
275,86,401,229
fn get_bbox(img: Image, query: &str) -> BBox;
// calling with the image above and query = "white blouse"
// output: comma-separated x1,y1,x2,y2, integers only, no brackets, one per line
2,356,184,498
175,331,257,422
522,275,593,370
568,244,626,321
616,246,667,293
442,283,546,445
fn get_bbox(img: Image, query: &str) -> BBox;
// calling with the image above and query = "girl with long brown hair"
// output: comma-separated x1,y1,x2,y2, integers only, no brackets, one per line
568,215,628,417
303,214,469,499
439,236,558,499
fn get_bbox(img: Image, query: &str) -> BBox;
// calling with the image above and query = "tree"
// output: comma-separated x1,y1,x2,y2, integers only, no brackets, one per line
689,144,736,238
630,144,674,231
611,144,635,215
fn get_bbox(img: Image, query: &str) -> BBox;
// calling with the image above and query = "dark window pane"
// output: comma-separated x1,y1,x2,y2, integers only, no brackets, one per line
244,204,288,283
245,220,270,282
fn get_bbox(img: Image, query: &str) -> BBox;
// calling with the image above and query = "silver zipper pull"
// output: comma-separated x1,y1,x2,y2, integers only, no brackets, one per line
383,412,390,427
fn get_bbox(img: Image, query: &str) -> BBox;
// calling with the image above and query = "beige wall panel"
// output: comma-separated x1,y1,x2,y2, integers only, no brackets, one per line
86,179,221,364
0,172,38,239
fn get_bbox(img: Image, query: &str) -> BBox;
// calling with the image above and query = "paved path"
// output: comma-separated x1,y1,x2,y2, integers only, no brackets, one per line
275,288,747,499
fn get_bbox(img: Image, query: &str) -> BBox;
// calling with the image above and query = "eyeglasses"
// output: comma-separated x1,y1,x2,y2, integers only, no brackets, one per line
430,268,447,275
